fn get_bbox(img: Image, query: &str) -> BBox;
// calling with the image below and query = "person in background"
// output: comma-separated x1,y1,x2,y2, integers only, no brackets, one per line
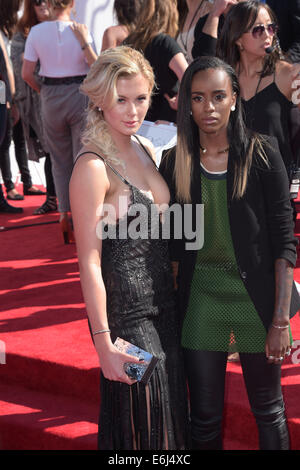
69,46,189,450
191,0,241,58
160,56,300,450
125,0,188,123
0,44,22,213
177,0,213,64
22,0,96,243
216,1,300,176
11,0,58,215
266,0,300,63
0,0,45,201
266,0,300,182
101,0,142,52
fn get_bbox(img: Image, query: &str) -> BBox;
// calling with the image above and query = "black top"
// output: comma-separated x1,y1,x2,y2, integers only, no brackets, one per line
144,33,183,123
267,0,300,63
159,136,300,331
191,13,225,59
242,80,294,170
191,16,295,171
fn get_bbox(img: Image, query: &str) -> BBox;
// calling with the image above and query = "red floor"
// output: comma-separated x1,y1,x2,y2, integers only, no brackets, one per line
0,187,299,450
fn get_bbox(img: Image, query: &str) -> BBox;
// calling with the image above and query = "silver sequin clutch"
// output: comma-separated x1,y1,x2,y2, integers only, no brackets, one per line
114,337,159,384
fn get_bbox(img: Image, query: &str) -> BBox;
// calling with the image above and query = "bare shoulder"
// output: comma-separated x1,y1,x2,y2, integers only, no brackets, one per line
277,60,300,80
102,25,128,49
71,147,109,189
276,60,300,99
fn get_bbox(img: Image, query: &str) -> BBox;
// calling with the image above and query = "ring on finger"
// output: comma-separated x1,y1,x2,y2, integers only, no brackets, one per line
268,355,275,360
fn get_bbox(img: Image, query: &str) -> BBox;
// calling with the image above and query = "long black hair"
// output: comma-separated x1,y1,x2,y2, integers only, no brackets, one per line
174,56,267,202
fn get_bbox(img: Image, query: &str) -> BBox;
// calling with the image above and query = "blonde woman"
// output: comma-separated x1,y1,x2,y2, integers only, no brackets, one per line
125,0,188,122
69,46,189,450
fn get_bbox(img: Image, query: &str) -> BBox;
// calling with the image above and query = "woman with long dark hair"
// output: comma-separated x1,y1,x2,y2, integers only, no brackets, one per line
160,56,300,450
216,1,300,174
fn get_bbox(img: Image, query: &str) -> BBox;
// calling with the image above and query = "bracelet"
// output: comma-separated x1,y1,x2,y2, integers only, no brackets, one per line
272,323,289,330
81,43,89,50
92,328,111,336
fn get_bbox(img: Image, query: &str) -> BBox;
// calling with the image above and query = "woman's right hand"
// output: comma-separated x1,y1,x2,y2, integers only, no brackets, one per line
70,21,89,47
94,337,143,385
211,0,238,17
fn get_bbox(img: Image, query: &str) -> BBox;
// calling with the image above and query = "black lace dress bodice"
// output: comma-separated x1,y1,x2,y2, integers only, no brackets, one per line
102,185,175,330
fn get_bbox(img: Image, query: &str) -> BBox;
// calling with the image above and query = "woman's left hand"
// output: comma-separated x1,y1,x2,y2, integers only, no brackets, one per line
70,21,89,47
265,325,291,365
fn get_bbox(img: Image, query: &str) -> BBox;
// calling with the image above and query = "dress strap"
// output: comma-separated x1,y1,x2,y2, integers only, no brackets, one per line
133,134,158,168
76,151,131,186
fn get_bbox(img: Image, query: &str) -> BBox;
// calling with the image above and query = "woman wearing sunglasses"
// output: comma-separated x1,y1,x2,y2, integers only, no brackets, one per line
217,0,300,176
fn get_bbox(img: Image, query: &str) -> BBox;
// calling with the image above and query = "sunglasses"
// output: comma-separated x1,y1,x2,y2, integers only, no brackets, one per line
247,23,278,39
33,0,46,5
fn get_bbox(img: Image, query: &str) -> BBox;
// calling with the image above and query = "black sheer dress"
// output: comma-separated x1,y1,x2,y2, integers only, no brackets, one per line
77,139,189,450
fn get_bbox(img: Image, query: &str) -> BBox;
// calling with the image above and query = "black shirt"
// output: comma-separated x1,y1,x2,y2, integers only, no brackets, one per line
191,14,225,59
144,33,183,122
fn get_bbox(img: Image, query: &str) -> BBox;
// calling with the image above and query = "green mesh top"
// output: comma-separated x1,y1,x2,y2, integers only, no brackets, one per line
181,165,268,353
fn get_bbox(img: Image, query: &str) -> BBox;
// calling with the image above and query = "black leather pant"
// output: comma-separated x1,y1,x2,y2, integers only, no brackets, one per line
183,349,290,450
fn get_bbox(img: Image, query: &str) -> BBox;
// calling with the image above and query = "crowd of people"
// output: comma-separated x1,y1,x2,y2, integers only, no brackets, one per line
1,0,300,451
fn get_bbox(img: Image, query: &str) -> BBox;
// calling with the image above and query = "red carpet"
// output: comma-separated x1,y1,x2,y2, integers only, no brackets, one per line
0,186,299,450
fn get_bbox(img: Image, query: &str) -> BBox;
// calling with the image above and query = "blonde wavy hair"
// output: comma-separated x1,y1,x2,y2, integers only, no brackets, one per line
80,46,155,167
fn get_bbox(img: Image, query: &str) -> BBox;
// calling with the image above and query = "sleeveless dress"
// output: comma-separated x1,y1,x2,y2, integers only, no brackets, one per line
77,138,189,450
242,77,294,171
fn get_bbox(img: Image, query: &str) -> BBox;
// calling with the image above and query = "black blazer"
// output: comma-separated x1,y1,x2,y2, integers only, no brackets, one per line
159,136,300,331
267,0,300,63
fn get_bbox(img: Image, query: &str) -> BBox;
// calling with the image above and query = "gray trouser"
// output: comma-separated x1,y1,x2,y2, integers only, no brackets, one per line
40,82,87,212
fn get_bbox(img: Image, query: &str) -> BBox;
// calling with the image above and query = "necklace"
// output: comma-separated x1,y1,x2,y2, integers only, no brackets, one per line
200,144,229,154
179,0,205,56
